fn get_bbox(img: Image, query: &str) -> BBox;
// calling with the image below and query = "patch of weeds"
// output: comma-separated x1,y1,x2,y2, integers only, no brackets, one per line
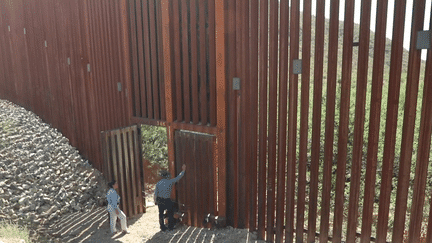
0,119,13,149
0,219,31,242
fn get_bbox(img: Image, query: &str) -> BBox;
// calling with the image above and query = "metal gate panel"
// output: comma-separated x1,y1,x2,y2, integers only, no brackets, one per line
174,130,217,228
101,125,145,217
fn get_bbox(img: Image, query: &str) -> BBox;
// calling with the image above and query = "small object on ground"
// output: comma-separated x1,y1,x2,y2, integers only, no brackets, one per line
122,230,130,234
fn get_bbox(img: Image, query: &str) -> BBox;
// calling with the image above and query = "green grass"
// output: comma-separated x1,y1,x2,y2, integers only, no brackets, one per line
0,220,30,242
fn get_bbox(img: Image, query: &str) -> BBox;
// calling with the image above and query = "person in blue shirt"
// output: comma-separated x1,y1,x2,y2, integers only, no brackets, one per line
154,164,186,231
106,179,129,234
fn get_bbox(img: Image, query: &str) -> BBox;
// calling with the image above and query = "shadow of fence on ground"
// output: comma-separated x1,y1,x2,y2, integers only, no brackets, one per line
37,206,121,243
145,226,218,243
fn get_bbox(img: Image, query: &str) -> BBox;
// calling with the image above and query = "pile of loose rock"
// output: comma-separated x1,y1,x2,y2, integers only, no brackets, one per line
0,99,109,228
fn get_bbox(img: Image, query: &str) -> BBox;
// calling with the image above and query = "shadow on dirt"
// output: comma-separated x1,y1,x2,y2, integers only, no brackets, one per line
36,206,144,243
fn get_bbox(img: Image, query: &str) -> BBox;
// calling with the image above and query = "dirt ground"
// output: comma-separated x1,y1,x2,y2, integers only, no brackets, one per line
33,189,265,243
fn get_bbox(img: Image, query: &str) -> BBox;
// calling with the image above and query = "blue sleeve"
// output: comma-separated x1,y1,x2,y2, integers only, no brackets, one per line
169,171,185,184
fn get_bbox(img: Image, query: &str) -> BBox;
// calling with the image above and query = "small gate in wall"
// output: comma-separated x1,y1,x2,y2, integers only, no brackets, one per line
174,130,218,227
101,125,146,217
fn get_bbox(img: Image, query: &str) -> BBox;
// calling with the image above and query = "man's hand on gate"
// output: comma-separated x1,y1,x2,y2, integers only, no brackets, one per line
182,164,186,171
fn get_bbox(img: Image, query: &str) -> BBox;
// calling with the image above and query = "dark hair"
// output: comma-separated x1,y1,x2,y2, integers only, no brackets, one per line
159,170,170,179
108,179,116,188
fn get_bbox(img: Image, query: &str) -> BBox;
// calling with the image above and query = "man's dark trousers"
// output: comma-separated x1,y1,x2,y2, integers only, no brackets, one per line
157,197,175,231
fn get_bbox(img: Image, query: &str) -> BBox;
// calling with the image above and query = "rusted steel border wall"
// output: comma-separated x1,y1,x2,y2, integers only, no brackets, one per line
0,0,131,172
2,0,432,242
225,0,432,242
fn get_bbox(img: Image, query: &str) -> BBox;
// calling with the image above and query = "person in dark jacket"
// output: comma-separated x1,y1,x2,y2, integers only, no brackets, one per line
154,164,186,231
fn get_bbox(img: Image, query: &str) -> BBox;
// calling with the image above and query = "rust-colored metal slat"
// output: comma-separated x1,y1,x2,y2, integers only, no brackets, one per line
198,0,208,125
128,126,138,215
346,0,372,241
115,130,128,216
287,0,300,241
135,0,147,118
122,128,133,217
320,0,340,240
333,0,355,241
148,0,160,120
276,0,289,240
375,0,408,241
257,0,269,239
183,133,192,225
102,0,119,129
248,0,259,232
88,0,106,148
360,0,388,242
215,0,227,222
189,0,199,124
137,126,145,213
297,0,311,241
208,0,217,127
232,0,242,228
424,45,432,243
180,0,191,123
196,136,205,227
120,0,134,126
156,0,166,121
307,0,325,241
143,0,154,119
117,0,134,127
128,0,141,117
110,131,119,193
176,132,186,221
404,0,428,241
266,0,279,241
172,0,183,122
239,0,250,229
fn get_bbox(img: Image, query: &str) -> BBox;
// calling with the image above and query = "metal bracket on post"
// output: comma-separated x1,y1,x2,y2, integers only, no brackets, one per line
8,26,10,32
417,30,431,50
233,77,240,90
44,41,47,47
87,64,91,72
23,28,26,35
293,59,302,74
118,82,122,92
67,58,71,65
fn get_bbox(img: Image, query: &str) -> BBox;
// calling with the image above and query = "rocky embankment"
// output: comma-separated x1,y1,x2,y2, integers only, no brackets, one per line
0,99,108,228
